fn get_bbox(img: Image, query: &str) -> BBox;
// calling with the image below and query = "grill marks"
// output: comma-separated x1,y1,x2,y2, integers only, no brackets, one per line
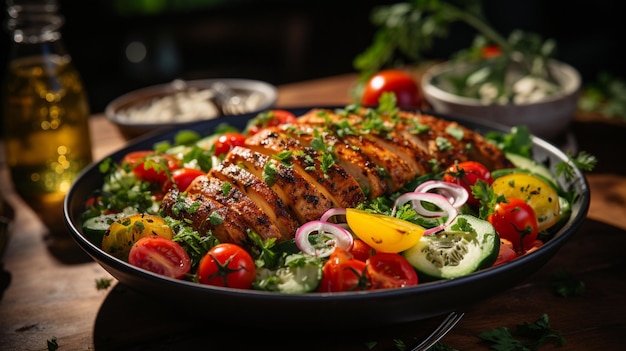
159,107,513,247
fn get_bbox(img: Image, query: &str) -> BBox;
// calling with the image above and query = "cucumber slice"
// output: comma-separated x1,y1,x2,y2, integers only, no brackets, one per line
403,214,499,280
82,212,128,245
505,152,557,185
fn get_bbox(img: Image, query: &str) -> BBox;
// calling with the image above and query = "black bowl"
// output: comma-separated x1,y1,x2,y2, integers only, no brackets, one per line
64,107,590,329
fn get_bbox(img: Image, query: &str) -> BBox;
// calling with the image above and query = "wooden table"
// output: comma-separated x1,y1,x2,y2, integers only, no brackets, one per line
1,73,624,350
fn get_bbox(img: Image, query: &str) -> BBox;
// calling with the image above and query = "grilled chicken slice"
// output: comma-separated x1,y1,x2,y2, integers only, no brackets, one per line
224,146,334,223
211,160,299,241
161,174,283,246
244,127,366,208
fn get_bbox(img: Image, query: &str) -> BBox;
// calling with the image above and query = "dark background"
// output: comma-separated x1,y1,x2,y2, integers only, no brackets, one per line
2,0,625,114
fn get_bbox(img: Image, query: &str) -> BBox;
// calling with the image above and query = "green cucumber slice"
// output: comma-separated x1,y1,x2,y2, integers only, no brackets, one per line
403,214,499,280
83,212,128,245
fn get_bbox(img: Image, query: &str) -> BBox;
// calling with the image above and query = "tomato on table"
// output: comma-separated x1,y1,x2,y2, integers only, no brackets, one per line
245,109,298,135
214,132,247,156
366,252,418,289
162,168,205,192
122,150,180,185
361,69,422,108
442,161,493,207
318,247,369,292
488,197,539,253
197,243,257,289
128,236,191,279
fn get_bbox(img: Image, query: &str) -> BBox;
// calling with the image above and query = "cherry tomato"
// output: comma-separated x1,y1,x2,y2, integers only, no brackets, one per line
162,168,205,192
128,236,191,279
214,132,247,157
350,239,375,262
492,238,517,267
366,252,418,289
318,247,369,292
491,173,560,232
488,198,539,253
245,109,298,135
361,69,422,108
442,161,493,207
481,45,502,59
197,243,256,289
122,150,180,185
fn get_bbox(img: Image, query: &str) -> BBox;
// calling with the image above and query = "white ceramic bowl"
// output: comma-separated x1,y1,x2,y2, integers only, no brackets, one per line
420,60,581,139
105,78,278,139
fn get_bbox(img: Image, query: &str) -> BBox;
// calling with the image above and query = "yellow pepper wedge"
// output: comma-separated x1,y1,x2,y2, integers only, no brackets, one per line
346,208,426,253
102,213,174,261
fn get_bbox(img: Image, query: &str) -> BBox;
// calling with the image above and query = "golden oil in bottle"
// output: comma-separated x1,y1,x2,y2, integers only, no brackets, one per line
2,3,92,236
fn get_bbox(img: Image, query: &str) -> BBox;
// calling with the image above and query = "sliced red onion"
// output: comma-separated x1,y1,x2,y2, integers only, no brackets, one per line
392,192,459,236
320,208,347,223
295,220,354,257
414,180,469,209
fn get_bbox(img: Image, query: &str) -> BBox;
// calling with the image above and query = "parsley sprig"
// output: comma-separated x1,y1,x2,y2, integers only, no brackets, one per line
478,313,565,350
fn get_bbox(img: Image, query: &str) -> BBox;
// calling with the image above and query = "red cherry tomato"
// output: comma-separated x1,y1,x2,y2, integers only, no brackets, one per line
128,236,191,279
442,161,493,207
361,69,422,108
318,247,369,292
122,150,180,185
162,168,205,192
366,252,418,289
488,198,539,253
197,243,256,289
245,109,298,136
481,45,502,59
350,239,375,262
492,238,517,267
214,132,247,157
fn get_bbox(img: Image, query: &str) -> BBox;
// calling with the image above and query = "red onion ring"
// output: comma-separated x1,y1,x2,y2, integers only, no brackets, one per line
414,180,469,209
295,220,354,257
392,192,459,235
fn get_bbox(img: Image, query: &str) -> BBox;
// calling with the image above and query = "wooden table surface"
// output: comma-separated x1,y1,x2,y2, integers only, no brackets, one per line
1,73,625,350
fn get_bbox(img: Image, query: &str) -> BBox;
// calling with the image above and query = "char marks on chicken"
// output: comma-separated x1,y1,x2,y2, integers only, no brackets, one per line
160,107,512,248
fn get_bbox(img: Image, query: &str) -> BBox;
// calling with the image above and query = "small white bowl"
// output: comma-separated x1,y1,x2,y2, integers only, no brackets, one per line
420,60,581,139
105,78,278,139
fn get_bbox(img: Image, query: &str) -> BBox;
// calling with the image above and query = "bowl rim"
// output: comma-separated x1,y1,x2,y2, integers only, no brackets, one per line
104,78,278,128
420,59,581,107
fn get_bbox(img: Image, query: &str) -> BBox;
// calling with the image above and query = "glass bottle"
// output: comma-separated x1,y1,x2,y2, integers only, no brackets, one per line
1,0,93,237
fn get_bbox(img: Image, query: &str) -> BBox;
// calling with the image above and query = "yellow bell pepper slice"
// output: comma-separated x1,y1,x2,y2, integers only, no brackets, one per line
346,208,425,253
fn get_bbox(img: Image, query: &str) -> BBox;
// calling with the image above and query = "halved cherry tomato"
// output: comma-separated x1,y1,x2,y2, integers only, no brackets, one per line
128,236,191,279
197,243,256,289
245,109,298,135
214,132,247,157
122,150,180,185
442,161,493,207
492,238,517,267
318,247,369,292
488,198,539,253
162,168,205,192
361,69,422,108
490,173,560,232
350,239,375,262
366,252,418,289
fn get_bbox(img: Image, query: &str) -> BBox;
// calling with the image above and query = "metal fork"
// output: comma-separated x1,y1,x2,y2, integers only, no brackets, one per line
409,312,464,351
211,82,254,115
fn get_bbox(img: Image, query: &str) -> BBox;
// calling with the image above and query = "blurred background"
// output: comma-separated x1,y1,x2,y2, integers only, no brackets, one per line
1,0,625,114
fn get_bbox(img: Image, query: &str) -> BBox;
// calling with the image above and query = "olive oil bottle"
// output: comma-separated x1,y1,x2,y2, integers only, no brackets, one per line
2,1,92,236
